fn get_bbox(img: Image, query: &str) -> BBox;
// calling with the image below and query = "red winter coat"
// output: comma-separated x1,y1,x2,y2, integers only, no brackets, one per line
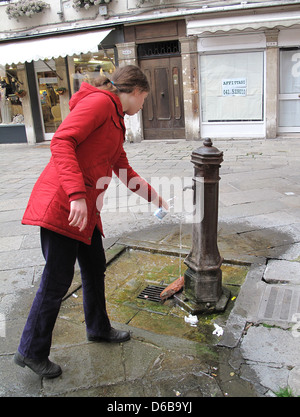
22,83,157,244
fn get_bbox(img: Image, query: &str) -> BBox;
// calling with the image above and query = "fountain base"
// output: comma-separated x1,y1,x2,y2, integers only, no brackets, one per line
174,287,231,315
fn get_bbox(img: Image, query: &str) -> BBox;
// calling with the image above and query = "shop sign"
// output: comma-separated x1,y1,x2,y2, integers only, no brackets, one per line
39,77,58,85
222,78,247,96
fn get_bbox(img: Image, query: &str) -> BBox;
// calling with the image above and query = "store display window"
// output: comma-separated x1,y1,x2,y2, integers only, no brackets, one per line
200,51,264,122
71,49,115,92
0,64,24,125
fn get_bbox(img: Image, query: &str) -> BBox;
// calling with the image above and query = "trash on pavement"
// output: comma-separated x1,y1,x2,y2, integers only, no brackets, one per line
184,314,198,327
212,323,223,337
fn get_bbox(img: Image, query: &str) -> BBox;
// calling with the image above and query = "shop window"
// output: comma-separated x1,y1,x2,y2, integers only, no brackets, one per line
200,51,264,122
71,49,115,92
0,64,24,125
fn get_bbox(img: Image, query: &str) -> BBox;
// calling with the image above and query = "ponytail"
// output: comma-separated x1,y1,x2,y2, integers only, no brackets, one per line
92,65,150,95
91,75,118,93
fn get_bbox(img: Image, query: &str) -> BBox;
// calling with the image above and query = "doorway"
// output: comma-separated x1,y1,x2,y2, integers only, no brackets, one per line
34,60,62,140
140,49,185,139
278,48,300,133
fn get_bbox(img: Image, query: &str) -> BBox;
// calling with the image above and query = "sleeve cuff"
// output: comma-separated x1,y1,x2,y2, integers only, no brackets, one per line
68,192,87,203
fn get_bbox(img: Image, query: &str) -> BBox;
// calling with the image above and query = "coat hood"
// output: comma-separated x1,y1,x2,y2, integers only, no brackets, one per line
69,82,123,115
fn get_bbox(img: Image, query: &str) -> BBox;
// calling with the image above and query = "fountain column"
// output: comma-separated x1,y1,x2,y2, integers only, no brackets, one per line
177,138,230,313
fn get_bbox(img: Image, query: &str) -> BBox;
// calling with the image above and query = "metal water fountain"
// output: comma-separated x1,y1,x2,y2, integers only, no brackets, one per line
175,138,230,314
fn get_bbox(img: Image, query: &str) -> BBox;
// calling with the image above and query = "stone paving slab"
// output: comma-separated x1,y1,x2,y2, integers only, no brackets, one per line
239,326,300,395
263,259,300,285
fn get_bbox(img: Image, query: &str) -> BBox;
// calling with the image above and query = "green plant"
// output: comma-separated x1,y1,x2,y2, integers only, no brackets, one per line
55,87,67,95
275,386,298,397
6,0,50,19
16,89,27,98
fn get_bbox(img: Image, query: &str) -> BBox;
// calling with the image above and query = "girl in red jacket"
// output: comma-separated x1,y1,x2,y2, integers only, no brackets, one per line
14,65,168,378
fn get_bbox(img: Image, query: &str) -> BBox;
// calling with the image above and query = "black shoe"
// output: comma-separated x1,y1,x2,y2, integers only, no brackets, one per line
14,351,62,379
87,327,130,343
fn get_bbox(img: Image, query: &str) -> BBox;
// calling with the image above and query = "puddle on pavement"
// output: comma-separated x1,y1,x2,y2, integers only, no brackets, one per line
104,248,248,346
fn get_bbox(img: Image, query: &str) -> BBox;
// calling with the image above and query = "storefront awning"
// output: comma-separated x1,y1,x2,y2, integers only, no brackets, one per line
187,10,300,35
0,28,112,66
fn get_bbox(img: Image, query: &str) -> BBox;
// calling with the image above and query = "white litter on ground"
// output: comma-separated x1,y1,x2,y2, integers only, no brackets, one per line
184,314,198,327
212,323,224,337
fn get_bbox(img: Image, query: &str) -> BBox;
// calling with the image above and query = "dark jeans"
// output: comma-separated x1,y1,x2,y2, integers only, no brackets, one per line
18,227,111,360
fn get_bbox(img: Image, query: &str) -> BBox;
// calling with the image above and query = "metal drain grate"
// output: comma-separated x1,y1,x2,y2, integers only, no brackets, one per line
137,285,166,303
257,285,300,322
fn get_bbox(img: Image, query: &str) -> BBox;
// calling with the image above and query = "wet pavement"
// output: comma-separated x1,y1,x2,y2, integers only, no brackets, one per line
1,138,300,398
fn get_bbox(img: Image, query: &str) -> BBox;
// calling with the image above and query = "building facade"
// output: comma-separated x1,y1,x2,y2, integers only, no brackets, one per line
0,0,300,144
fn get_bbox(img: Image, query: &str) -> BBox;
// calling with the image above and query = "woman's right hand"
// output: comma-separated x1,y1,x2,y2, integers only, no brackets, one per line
152,195,169,211
68,198,88,232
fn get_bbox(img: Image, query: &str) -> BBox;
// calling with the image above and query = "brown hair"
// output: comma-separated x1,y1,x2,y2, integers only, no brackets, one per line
92,65,150,94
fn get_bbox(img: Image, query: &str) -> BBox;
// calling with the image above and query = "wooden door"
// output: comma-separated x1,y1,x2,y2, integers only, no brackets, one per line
141,57,185,139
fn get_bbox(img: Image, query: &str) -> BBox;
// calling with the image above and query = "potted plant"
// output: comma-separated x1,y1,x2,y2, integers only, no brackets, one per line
16,90,27,98
55,87,67,95
6,0,50,19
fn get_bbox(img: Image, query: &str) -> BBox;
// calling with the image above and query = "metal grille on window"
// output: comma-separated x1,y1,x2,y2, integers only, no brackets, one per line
138,41,180,59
